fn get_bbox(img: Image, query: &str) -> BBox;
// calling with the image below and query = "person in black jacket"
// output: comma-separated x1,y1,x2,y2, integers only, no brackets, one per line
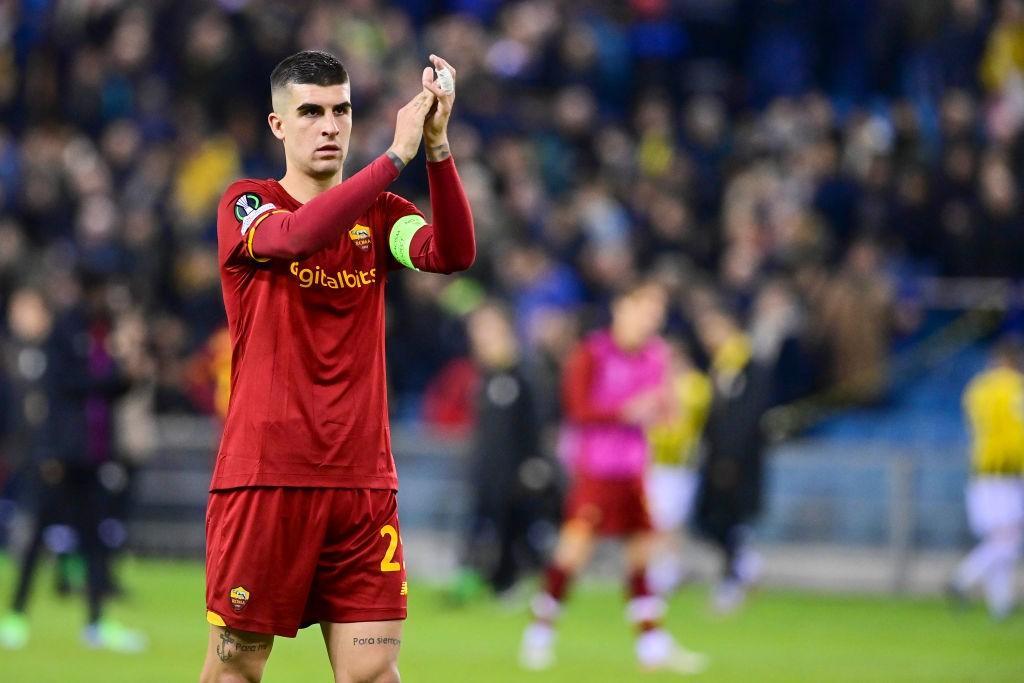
693,305,773,614
0,275,147,652
450,301,553,602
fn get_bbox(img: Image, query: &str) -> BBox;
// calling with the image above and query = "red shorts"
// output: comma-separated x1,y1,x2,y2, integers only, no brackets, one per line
564,473,652,536
205,487,407,637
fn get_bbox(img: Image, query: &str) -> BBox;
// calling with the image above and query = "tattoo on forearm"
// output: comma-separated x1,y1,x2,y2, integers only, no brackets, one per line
216,628,269,663
353,636,402,646
386,151,407,172
426,143,450,162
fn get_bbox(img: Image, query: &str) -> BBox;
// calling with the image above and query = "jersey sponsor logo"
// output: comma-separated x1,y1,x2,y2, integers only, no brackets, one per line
289,261,377,290
349,224,372,251
229,586,250,613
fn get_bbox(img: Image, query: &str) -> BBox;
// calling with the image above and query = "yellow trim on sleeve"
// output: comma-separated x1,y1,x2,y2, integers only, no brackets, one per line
206,610,227,627
245,210,286,263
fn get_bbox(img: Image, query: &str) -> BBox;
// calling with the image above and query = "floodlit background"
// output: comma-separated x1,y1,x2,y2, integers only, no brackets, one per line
1,0,1023,680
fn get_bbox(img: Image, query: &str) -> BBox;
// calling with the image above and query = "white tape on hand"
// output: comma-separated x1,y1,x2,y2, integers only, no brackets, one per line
436,67,454,94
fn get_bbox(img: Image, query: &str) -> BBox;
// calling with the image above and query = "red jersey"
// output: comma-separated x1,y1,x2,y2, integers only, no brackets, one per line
213,178,419,490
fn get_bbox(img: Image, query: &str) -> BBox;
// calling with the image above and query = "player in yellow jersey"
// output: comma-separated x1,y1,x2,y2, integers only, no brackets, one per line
645,342,712,595
949,338,1024,619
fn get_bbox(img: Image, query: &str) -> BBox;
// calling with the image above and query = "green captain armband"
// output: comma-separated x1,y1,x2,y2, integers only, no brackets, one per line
389,214,427,270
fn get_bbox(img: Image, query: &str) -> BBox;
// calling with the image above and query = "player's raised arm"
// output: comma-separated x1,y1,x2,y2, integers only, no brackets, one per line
246,89,436,262
246,155,397,262
388,56,476,275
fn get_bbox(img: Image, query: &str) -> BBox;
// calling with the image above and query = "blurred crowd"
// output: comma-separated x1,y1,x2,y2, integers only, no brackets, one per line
1,0,1024,481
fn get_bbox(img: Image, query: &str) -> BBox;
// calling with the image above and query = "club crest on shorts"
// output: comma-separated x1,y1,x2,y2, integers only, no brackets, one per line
349,224,372,251
229,586,250,613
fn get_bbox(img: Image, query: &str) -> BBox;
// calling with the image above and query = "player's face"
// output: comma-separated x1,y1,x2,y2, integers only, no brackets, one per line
612,286,667,349
271,82,353,180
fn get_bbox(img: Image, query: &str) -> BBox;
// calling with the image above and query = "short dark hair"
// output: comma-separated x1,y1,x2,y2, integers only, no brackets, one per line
614,278,667,304
270,50,348,94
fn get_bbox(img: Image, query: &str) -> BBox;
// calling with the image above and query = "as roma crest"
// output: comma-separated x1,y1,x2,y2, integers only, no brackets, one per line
229,586,250,613
349,225,372,251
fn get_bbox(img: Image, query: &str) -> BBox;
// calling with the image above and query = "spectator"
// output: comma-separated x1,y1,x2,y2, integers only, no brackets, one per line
814,239,894,406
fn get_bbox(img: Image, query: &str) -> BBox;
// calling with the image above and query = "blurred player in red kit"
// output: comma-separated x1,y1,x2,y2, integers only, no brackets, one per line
200,50,474,683
519,282,707,675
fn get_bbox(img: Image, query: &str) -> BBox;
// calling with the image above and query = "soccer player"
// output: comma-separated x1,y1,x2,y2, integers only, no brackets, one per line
644,341,711,595
519,282,707,675
200,50,474,683
949,338,1024,620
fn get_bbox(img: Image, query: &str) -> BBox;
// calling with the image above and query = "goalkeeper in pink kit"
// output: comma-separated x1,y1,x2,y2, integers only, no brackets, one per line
520,282,707,675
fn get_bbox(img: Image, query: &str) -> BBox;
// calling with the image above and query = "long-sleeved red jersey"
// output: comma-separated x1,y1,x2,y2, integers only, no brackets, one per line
211,154,474,491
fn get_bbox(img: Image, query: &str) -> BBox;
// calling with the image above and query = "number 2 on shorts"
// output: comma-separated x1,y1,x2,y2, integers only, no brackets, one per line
379,524,401,572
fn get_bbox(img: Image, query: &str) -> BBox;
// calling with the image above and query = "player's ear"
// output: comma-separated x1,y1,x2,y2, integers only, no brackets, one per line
268,111,285,141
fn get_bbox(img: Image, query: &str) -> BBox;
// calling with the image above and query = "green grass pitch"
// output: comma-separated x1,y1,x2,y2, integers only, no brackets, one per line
1,557,1022,682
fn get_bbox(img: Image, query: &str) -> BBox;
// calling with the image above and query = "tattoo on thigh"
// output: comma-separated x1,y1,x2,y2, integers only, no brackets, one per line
352,636,402,647
216,629,236,663
217,628,269,663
